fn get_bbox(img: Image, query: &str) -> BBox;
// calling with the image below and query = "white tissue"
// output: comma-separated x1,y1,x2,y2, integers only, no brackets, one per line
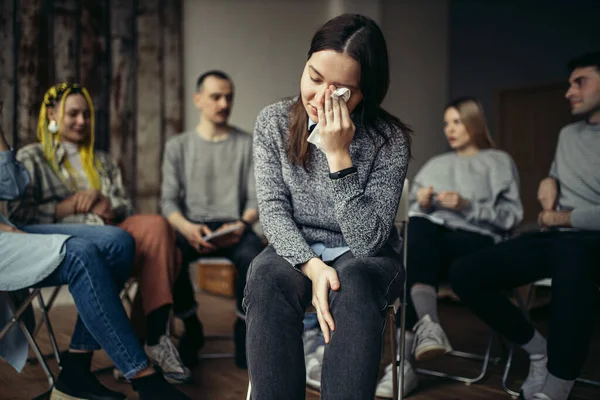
307,88,351,151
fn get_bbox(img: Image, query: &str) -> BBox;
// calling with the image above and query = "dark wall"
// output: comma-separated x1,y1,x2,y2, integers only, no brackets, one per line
449,0,600,129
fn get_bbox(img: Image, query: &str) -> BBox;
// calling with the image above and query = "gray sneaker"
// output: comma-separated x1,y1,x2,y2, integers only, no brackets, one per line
305,345,325,391
145,335,193,384
375,360,419,398
520,355,548,400
413,314,452,361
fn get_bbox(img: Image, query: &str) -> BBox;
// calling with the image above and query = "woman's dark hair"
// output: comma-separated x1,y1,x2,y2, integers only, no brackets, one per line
287,13,412,166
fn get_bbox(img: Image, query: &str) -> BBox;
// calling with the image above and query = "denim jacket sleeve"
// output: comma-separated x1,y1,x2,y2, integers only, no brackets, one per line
0,150,31,201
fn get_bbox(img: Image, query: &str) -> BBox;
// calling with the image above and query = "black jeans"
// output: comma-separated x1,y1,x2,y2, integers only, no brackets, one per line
400,217,495,328
243,245,403,400
173,220,265,316
450,230,600,380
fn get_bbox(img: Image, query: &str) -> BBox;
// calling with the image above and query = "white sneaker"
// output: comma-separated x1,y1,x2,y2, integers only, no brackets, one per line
532,394,553,400
520,355,548,400
375,360,419,398
302,327,324,357
413,315,452,361
145,335,193,384
305,345,325,390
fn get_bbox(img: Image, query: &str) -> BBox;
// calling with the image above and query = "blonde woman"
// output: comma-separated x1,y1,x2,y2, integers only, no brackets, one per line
9,83,191,385
376,96,523,397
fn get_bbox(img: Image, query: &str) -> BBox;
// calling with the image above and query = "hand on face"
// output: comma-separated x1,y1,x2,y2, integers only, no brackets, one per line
316,85,356,156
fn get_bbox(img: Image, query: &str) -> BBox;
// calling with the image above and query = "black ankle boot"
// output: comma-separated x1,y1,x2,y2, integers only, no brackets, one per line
51,361,126,400
234,317,247,369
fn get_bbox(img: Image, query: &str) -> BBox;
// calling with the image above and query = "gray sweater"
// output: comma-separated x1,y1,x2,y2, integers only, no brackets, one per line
161,129,256,222
550,121,600,231
409,149,523,242
253,99,409,267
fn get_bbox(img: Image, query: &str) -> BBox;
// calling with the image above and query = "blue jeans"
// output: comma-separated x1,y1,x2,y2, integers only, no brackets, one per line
22,224,135,353
31,237,149,379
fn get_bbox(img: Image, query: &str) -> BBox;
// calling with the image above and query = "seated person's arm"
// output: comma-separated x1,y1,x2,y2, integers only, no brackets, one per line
538,175,559,211
8,151,74,223
160,139,215,252
253,109,318,268
92,154,134,223
0,133,30,201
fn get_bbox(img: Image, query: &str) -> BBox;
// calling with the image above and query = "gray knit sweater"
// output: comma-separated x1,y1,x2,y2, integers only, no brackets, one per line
253,99,409,267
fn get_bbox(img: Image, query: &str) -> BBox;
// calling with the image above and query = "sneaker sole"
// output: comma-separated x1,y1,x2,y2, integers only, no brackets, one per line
50,388,86,400
415,345,450,361
164,374,194,385
375,372,419,398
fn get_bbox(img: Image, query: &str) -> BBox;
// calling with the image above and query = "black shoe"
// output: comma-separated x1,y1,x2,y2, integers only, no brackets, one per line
132,371,191,400
50,369,127,400
178,318,205,369
234,317,247,369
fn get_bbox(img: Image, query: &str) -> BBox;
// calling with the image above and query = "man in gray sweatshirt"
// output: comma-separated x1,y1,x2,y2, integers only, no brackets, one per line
451,51,600,400
161,71,263,369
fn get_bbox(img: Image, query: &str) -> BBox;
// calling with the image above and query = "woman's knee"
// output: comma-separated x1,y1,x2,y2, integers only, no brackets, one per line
132,214,173,236
245,250,307,308
98,225,136,254
63,237,104,277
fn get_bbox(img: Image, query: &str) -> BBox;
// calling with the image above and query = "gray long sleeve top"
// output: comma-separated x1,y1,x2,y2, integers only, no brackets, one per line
253,100,409,267
408,149,523,242
549,121,600,231
161,128,257,223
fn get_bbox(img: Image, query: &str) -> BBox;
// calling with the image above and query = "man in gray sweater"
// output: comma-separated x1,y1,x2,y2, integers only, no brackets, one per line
451,52,600,400
161,71,263,369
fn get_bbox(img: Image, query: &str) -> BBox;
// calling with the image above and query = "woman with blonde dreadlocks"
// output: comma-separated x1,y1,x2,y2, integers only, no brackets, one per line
9,83,192,386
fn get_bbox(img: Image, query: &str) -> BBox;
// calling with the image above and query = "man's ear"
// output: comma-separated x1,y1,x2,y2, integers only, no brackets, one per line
193,92,202,110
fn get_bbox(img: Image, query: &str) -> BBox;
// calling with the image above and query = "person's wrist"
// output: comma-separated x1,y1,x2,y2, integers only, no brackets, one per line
325,150,352,172
301,258,322,280
238,219,252,230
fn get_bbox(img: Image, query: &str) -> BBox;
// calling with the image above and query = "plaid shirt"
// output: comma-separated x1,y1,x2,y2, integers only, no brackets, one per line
8,143,134,225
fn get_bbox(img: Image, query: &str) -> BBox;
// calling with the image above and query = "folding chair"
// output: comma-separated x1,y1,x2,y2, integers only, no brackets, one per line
502,279,600,398
414,234,507,385
1,289,62,399
246,179,411,400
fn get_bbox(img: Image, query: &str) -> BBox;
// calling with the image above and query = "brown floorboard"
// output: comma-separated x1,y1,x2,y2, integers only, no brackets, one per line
1,292,598,399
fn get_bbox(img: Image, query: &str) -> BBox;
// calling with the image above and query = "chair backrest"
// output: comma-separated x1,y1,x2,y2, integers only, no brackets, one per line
395,179,410,226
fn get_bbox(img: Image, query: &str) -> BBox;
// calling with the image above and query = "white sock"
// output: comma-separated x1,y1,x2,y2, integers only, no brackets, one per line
541,372,575,400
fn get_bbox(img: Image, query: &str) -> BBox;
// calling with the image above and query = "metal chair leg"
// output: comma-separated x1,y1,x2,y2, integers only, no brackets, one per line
5,290,58,399
416,331,497,385
389,305,399,400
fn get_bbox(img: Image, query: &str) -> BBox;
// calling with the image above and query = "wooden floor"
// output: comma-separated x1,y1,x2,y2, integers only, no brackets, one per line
1,291,599,400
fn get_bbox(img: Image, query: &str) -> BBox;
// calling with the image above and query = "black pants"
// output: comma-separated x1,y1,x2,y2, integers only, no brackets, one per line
244,245,403,400
399,217,495,329
451,230,600,380
173,220,265,316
